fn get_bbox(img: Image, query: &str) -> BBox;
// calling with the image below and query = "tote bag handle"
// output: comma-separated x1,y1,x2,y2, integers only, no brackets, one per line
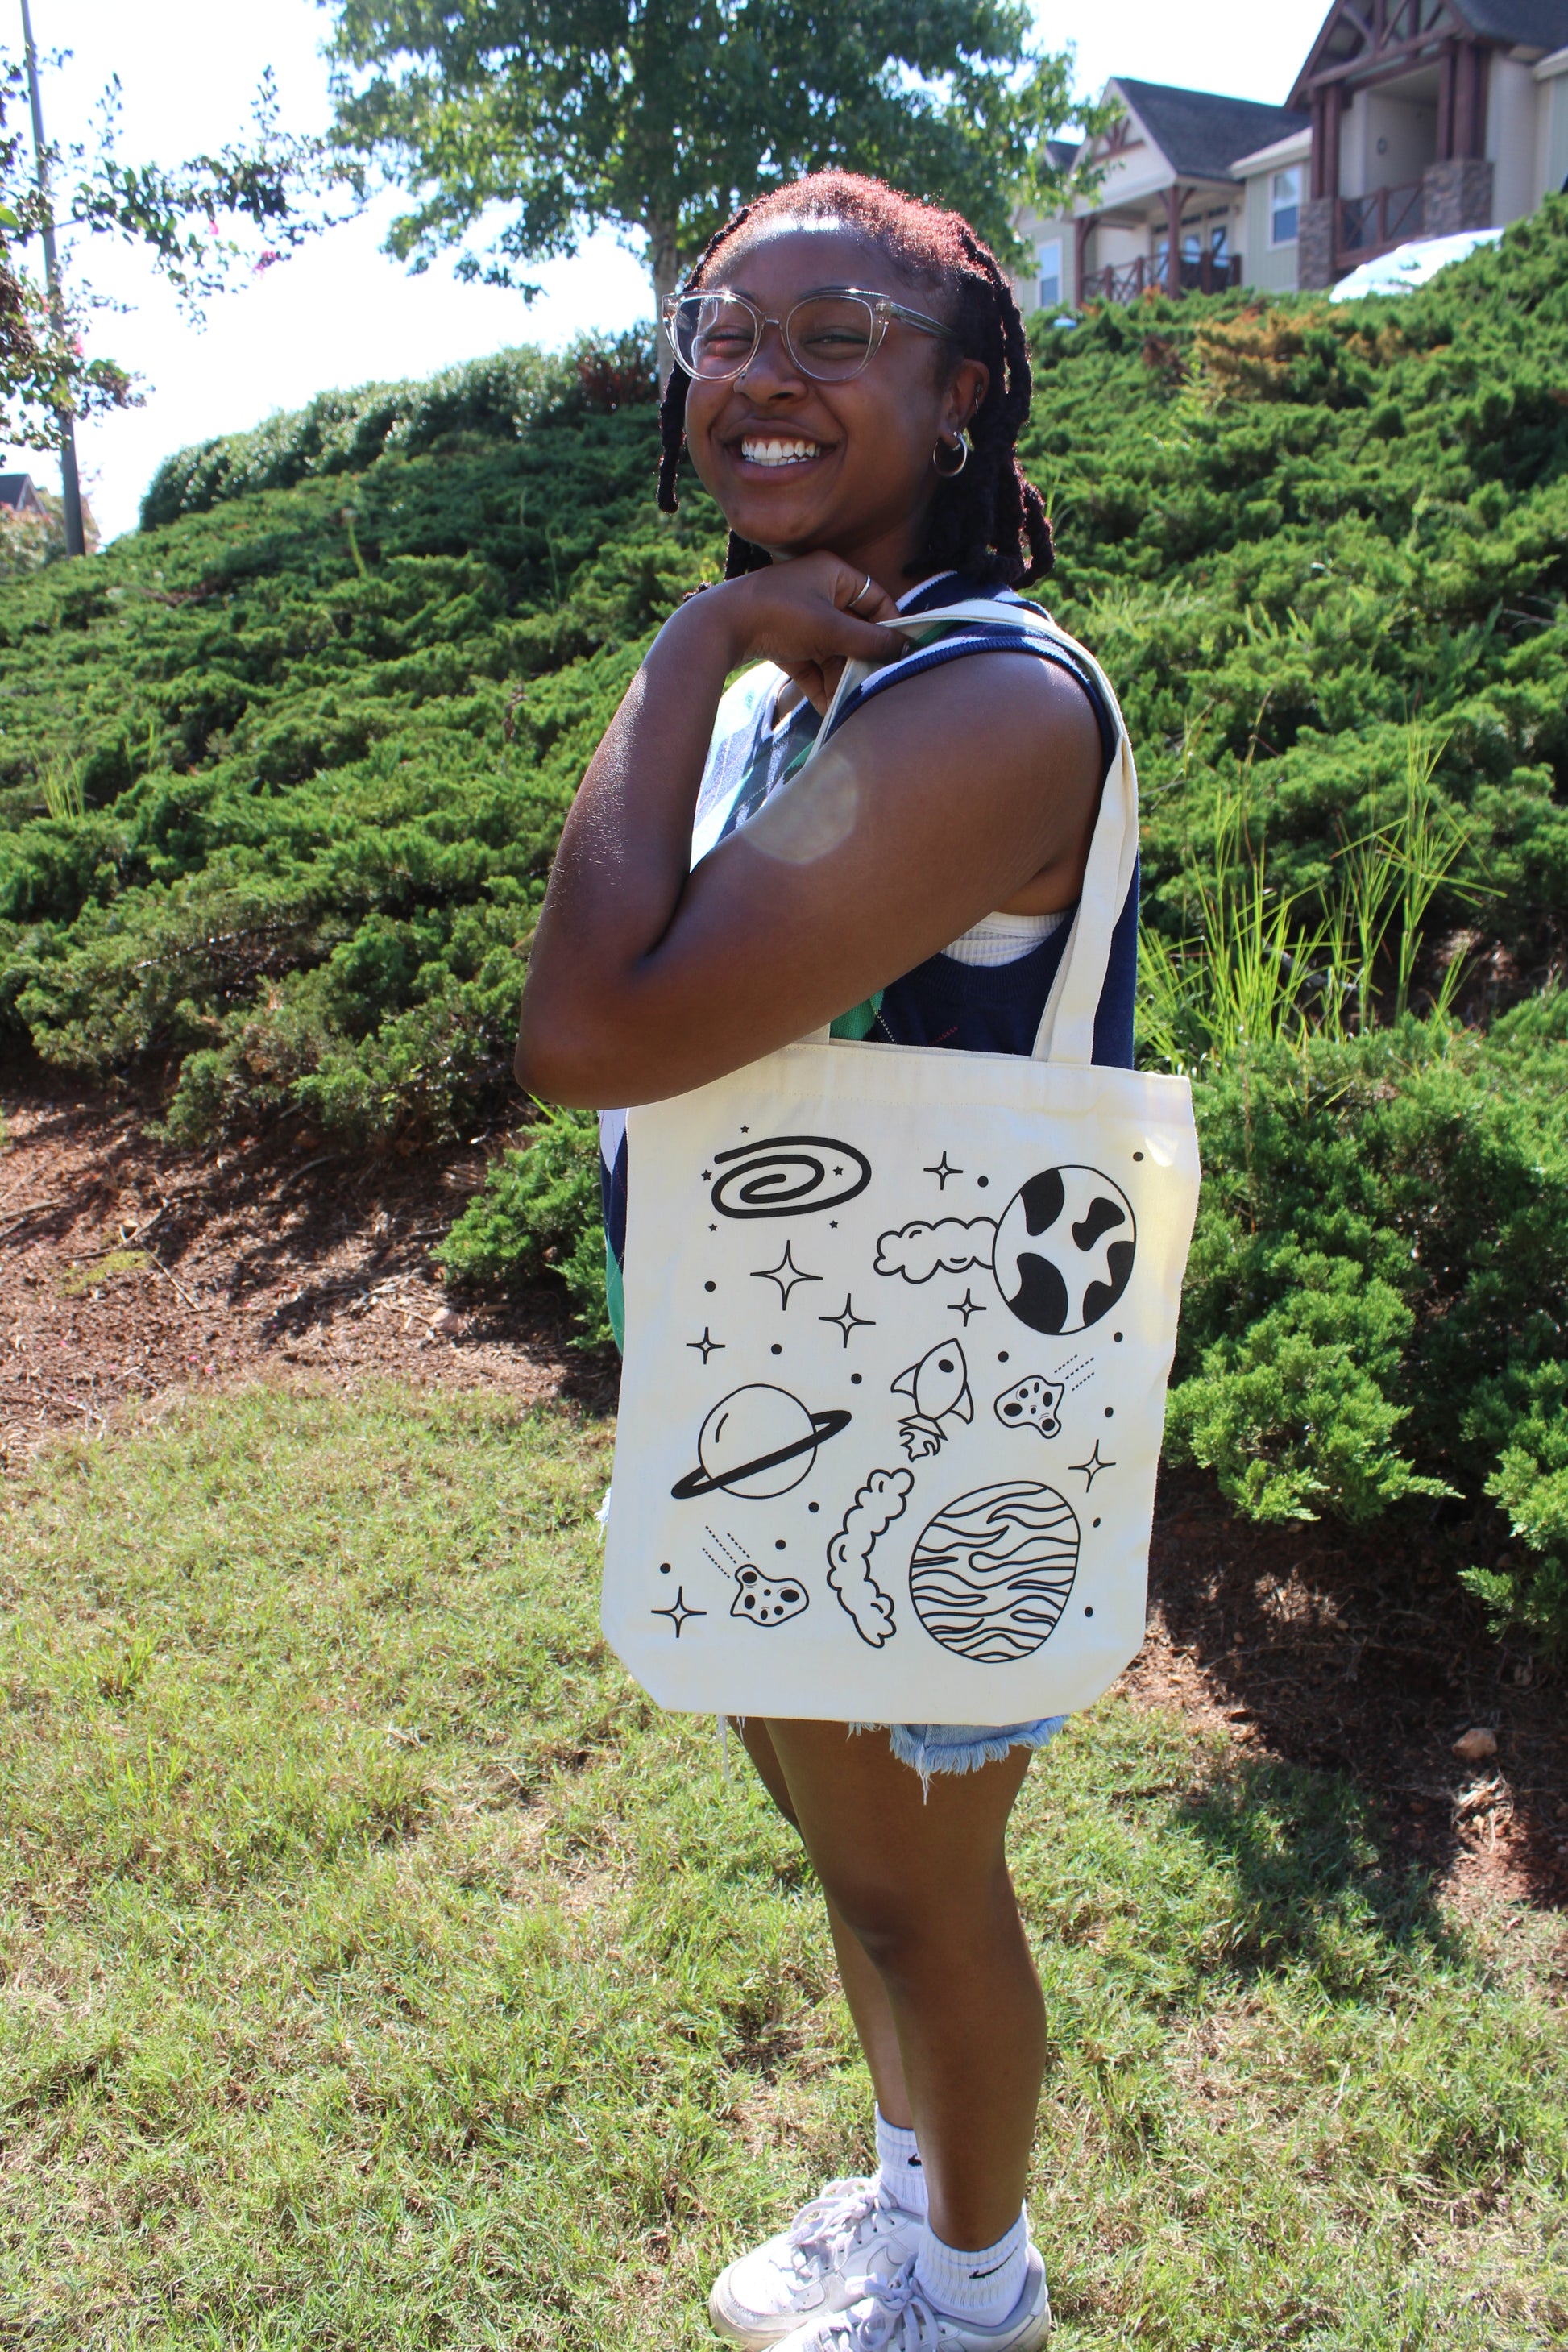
796,599,1138,1067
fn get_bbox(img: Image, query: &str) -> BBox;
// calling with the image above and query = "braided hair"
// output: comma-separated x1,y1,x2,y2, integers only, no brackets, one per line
657,172,1054,587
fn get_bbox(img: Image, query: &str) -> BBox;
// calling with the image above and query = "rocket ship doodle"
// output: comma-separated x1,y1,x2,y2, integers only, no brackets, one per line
891,1338,973,1462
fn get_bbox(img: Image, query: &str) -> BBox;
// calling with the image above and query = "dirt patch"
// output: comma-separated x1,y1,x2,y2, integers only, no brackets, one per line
0,1068,610,1462
2,1069,1562,1924
1131,1471,1567,1924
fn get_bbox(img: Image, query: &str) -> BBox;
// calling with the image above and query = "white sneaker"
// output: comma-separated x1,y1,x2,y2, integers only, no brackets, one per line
769,2248,1052,2351
709,2177,924,2348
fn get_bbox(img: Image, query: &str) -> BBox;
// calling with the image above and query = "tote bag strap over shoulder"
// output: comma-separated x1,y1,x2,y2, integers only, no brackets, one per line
799,599,1139,1068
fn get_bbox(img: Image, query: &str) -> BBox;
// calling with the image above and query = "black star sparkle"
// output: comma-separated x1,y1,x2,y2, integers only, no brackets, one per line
924,1152,963,1189
686,1327,724,1364
701,1168,713,1182
948,1289,988,1325
1070,1441,1115,1490
819,1293,876,1350
752,1242,823,1309
651,1586,707,1638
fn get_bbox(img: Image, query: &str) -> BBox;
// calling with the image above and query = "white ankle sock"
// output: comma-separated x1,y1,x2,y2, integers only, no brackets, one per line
873,2108,928,2216
914,2209,1029,2327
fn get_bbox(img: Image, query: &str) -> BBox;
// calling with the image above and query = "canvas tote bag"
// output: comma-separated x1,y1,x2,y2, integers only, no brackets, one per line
602,600,1200,1724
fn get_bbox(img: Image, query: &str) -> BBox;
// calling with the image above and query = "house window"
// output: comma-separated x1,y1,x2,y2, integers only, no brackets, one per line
1211,220,1230,263
1271,167,1301,247
1037,238,1063,310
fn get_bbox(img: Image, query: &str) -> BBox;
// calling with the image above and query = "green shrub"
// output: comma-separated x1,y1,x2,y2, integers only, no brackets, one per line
1165,1011,1568,1653
436,1104,611,1348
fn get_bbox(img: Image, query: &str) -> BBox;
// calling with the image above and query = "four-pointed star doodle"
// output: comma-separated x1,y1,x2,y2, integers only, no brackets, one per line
1069,1441,1115,1489
924,1152,963,1189
686,1327,724,1364
752,1242,823,1309
652,1586,707,1638
947,1289,988,1325
818,1294,876,1349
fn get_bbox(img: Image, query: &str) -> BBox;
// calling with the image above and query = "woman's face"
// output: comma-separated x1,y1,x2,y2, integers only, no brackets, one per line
679,221,989,576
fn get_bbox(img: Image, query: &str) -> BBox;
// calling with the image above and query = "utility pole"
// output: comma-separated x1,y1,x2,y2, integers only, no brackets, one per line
19,0,85,557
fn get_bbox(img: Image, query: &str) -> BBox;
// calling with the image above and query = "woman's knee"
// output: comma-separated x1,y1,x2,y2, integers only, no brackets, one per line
823,1860,1012,1984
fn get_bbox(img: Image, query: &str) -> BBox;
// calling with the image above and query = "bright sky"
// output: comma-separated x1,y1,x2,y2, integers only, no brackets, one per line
4,0,1332,539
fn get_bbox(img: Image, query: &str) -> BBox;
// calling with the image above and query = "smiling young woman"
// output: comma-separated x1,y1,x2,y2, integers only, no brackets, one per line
516,172,1138,2352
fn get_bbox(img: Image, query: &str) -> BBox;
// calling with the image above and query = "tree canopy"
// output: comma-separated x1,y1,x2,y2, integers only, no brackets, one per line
324,0,1101,314
0,53,350,452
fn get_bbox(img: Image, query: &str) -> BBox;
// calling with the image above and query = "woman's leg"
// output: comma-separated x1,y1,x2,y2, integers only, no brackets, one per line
737,1717,913,2128
761,1719,1044,2255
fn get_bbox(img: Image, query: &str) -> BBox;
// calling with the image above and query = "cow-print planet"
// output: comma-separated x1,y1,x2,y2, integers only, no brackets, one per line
992,1166,1135,1336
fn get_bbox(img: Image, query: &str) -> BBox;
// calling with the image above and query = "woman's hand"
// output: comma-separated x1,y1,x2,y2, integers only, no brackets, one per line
699,550,908,714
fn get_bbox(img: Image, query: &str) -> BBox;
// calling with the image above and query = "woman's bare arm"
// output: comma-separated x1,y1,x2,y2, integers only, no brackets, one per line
515,554,1101,1108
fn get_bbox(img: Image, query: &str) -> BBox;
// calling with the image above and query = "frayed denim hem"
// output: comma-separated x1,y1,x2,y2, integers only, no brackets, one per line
845,1717,1068,1799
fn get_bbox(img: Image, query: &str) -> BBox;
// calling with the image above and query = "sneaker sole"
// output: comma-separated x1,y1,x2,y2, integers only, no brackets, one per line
708,2281,815,2350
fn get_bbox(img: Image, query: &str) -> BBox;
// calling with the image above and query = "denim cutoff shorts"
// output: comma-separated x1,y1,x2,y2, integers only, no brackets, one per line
850,1717,1068,1783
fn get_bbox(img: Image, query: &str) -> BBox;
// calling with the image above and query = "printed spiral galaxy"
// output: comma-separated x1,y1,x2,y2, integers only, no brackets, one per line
709,1135,872,1220
908,1481,1080,1663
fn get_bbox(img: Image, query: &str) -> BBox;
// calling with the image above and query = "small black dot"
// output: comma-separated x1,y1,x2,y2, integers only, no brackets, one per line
1093,1517,1101,1529
705,1280,716,1293
998,1350,1010,1363
977,1175,989,1188
771,1343,782,1356
1133,1151,1144,1162
659,1562,671,1574
808,1501,820,1513
938,1357,955,1374
774,1539,786,1551
1084,1605,1094,1617
851,1372,863,1385
1105,1407,1114,1418
1113,1331,1123,1343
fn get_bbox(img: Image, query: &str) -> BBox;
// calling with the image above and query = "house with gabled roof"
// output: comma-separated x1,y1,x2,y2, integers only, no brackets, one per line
0,474,45,520
1013,2,1568,310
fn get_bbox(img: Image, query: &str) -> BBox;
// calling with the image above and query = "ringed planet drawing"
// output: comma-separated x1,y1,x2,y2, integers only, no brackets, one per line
710,1135,872,1220
671,1384,852,1501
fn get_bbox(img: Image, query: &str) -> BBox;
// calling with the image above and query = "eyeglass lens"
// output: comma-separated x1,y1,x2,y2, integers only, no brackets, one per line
672,294,880,381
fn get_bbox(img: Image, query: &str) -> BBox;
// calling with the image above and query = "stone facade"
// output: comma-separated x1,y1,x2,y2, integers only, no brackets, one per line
1297,197,1337,291
1421,157,1495,238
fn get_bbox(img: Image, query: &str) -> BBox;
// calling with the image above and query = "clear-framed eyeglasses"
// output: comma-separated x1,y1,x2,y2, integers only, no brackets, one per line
663,287,959,384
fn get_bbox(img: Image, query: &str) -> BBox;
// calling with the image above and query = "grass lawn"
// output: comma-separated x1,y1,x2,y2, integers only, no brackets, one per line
1,1386,1563,2350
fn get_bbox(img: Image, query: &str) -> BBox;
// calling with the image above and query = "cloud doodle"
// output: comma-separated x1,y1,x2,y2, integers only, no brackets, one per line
826,1467,913,1647
873,1217,997,1285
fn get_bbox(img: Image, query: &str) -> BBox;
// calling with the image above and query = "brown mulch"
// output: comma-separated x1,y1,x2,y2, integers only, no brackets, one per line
0,1068,610,1463
2,1069,1562,1927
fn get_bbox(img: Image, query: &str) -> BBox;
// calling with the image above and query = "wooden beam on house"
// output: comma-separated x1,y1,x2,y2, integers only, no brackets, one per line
1164,185,1183,298
1074,214,1093,305
1437,39,1456,159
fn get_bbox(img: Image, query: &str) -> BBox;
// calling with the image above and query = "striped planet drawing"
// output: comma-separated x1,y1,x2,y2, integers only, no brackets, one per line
908,1481,1081,1663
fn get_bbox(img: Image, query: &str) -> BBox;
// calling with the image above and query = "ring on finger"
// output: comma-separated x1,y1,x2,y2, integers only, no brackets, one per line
847,570,874,614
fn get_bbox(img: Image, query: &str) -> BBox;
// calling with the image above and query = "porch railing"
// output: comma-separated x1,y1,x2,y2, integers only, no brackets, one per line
1336,180,1425,267
1080,251,1243,305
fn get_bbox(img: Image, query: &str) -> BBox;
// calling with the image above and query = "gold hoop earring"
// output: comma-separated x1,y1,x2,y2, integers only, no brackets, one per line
933,429,970,479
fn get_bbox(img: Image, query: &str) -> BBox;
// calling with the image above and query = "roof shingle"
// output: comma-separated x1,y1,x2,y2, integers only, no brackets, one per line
1111,79,1312,182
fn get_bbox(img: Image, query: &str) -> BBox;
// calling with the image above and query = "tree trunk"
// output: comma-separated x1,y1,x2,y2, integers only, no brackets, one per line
647,218,681,378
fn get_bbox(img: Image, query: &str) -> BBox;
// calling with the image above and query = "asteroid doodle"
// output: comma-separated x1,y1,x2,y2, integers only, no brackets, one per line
992,1168,1135,1335
672,1386,852,1501
826,1468,913,1647
891,1338,973,1461
993,1374,1065,1440
908,1481,1080,1662
729,1564,810,1627
711,1135,871,1220
874,1217,997,1284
